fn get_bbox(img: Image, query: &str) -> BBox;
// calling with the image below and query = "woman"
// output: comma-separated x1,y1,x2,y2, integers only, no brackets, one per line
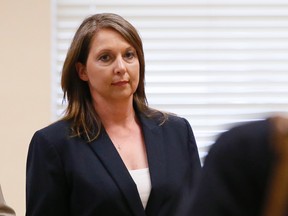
26,13,201,216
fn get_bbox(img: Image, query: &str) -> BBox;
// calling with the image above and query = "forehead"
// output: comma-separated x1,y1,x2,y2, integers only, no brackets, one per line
91,28,131,48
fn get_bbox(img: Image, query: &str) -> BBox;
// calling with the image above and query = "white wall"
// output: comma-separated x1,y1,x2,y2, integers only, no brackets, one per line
0,0,51,215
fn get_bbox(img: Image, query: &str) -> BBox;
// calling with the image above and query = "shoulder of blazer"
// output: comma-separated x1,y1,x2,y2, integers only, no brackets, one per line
30,120,74,150
139,111,189,129
34,120,70,137
161,114,192,132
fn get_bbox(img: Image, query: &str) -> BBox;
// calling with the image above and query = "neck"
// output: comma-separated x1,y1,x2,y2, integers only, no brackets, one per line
93,97,136,127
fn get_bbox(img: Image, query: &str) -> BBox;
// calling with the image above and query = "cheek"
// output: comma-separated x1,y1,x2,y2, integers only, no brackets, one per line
85,70,103,91
132,65,140,86
85,63,103,83
132,62,140,78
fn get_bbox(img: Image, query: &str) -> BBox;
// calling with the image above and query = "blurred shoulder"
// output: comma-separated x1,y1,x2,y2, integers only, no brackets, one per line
214,119,271,149
206,119,272,164
222,119,270,139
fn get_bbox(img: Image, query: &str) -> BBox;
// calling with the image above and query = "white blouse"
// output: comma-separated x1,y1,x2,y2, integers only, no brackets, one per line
128,168,151,209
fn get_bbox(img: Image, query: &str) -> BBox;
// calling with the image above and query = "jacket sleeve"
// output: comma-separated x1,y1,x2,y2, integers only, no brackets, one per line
168,117,201,216
26,131,70,216
184,118,201,173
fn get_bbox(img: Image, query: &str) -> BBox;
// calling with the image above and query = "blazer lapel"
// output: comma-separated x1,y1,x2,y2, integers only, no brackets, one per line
89,131,146,216
139,115,167,216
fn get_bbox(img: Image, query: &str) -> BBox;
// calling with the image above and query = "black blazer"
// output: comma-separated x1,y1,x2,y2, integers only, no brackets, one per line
26,113,201,216
189,119,276,216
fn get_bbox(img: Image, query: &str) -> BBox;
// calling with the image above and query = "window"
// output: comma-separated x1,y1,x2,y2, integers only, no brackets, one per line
52,0,288,160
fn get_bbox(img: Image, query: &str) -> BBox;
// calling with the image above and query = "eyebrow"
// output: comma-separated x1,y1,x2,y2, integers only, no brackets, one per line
95,46,136,54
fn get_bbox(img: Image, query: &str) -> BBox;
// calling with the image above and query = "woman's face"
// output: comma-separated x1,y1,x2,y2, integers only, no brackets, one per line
77,28,140,104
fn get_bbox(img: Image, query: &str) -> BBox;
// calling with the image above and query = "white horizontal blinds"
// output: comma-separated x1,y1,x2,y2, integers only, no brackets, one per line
53,0,288,159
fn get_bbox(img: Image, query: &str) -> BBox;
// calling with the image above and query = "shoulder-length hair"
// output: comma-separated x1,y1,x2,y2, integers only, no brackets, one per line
61,13,167,141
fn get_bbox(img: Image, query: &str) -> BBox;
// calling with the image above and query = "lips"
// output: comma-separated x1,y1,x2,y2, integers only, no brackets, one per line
111,80,129,86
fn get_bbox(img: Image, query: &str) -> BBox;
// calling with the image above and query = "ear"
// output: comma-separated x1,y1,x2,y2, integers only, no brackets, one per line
76,62,88,81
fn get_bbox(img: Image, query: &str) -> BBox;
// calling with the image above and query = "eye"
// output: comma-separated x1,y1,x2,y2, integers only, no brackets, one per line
98,54,111,62
124,50,137,60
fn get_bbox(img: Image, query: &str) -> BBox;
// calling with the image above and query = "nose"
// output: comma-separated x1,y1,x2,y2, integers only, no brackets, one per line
114,56,126,74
